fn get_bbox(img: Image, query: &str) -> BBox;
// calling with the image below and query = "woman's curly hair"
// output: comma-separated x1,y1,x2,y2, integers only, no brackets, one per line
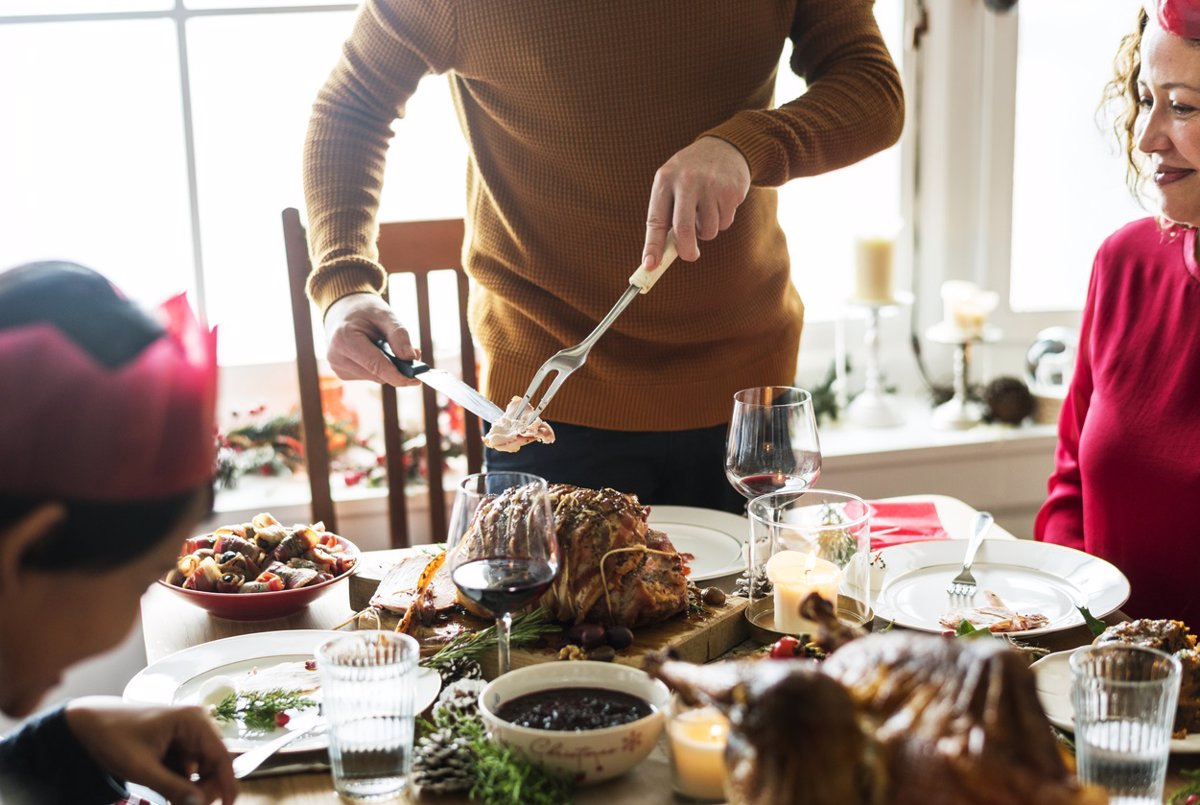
1102,8,1150,202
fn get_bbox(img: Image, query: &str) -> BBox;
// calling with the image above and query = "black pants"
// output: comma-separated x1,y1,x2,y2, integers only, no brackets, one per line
483,421,745,514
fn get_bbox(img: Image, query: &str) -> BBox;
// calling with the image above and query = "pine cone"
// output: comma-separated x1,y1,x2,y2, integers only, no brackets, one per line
433,678,487,722
436,656,483,687
411,727,474,795
732,567,772,599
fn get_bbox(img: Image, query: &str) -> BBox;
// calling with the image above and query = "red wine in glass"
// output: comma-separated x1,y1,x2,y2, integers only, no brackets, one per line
451,558,556,615
725,386,822,501
446,471,559,676
731,464,820,498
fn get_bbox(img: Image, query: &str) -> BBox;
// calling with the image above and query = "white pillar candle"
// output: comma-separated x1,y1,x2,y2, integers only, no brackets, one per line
667,705,730,801
765,550,841,635
854,236,895,303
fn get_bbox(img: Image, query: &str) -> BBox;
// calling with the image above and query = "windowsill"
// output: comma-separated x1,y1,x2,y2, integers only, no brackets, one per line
818,396,1057,460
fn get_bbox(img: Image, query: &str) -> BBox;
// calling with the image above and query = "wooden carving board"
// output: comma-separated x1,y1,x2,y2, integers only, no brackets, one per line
349,549,751,677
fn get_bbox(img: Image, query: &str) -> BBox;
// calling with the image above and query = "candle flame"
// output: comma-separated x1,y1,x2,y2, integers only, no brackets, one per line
803,551,818,577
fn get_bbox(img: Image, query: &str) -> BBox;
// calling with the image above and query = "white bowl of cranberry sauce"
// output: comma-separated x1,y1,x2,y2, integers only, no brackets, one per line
478,660,670,785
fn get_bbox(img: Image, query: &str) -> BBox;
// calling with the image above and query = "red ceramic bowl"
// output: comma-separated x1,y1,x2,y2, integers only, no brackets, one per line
157,535,360,621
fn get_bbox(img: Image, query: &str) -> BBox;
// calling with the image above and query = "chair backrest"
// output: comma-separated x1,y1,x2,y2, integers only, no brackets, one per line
282,208,484,548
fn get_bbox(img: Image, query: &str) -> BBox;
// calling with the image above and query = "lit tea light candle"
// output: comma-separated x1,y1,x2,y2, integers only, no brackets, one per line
853,236,895,304
765,550,841,634
667,704,730,801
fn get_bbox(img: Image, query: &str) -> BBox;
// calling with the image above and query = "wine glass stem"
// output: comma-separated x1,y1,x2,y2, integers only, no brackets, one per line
496,612,513,676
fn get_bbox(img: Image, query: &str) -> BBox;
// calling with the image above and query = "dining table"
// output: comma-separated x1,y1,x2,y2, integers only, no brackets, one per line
136,495,1196,804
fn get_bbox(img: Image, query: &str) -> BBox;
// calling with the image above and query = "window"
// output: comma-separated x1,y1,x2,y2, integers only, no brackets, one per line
1008,0,1145,312
0,2,904,371
777,1,906,319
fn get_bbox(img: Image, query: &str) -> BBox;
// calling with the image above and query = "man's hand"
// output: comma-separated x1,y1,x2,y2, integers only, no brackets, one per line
65,698,237,805
324,292,422,387
642,136,750,270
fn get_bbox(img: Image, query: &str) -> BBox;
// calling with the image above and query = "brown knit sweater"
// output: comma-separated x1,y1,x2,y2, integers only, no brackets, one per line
304,0,903,431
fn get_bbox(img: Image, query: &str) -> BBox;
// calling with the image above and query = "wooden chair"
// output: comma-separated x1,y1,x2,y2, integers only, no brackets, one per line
282,208,484,548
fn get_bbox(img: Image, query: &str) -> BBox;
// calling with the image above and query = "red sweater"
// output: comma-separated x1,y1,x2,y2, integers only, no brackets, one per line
1035,217,1200,625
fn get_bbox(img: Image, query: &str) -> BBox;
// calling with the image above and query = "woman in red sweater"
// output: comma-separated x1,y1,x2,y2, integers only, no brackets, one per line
1035,0,1200,625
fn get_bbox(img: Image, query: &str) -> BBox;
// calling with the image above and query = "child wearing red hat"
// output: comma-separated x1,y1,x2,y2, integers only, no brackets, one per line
0,263,234,805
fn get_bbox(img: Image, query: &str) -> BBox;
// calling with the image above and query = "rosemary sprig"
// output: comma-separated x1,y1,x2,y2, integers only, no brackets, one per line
212,688,316,731
423,607,561,671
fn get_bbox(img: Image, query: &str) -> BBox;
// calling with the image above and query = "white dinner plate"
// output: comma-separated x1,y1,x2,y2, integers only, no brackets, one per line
124,630,441,754
647,505,747,582
874,540,1130,637
1031,650,1200,753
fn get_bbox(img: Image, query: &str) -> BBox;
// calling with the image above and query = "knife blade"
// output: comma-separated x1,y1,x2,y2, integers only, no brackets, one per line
374,340,505,423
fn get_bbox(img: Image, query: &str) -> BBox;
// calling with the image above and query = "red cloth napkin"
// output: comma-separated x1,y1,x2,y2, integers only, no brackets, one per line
868,501,949,550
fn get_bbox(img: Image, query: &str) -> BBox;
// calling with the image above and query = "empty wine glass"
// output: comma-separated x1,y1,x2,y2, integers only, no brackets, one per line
724,386,822,500
445,471,559,676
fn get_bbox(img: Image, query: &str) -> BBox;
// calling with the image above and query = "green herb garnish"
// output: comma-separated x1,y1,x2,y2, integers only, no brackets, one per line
1076,604,1108,638
212,688,316,732
423,607,561,672
954,619,993,639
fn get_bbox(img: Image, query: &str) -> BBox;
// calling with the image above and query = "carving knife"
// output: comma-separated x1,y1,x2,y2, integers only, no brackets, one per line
374,339,505,423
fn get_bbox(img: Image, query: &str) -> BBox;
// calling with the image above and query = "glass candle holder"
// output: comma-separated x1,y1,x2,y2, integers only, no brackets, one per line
745,489,872,639
664,694,730,803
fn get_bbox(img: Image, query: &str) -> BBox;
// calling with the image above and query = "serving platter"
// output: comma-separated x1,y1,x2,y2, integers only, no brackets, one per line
873,540,1130,638
124,629,441,754
1030,650,1200,754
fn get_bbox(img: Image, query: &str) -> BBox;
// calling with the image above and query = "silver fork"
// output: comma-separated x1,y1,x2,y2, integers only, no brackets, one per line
514,234,679,426
946,510,994,599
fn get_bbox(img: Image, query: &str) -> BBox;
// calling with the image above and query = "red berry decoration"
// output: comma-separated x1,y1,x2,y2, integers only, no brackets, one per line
275,712,290,728
769,636,801,659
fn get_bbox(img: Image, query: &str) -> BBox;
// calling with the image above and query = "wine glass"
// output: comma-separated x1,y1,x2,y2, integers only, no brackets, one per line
724,386,822,499
445,471,559,676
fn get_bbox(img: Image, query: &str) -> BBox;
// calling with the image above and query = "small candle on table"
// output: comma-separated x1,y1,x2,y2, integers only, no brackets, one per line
667,704,730,801
764,550,841,635
854,236,895,303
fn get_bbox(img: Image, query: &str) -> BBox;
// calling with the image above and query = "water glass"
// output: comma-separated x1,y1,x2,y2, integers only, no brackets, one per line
318,631,419,801
1070,644,1181,804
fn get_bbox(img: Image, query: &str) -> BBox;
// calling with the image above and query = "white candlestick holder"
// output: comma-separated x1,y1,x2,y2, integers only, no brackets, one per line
925,322,1002,430
844,297,907,429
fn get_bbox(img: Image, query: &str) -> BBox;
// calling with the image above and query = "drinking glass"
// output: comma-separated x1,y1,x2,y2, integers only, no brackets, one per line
317,630,419,801
1070,644,1181,804
725,386,821,500
446,471,559,676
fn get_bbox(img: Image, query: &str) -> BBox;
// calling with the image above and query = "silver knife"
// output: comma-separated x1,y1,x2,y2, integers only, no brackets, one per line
374,340,505,423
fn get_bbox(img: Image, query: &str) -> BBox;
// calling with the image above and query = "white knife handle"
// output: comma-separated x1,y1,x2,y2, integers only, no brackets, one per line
628,232,679,294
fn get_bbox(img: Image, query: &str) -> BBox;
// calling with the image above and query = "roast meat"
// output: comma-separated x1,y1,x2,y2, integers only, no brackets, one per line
647,598,1105,805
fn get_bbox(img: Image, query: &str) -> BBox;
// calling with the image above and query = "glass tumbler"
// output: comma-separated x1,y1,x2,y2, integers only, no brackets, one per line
1070,644,1181,804
317,631,419,801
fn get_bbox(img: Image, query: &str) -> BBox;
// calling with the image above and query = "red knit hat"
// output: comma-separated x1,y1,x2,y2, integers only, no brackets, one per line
0,293,218,501
1154,0,1200,38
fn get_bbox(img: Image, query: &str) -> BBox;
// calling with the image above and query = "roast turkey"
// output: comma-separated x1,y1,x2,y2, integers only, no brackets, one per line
646,595,1105,805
